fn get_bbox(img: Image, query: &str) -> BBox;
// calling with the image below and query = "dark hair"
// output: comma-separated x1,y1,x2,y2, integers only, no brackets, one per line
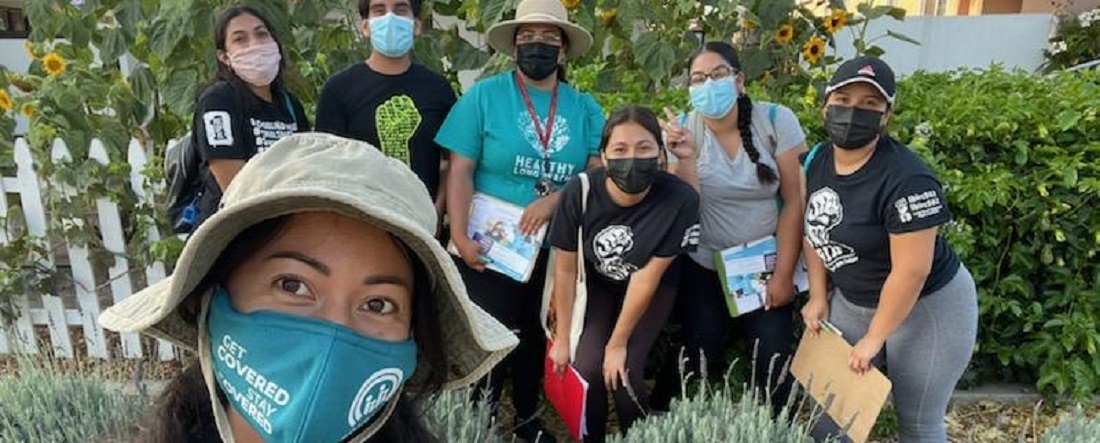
688,41,777,185
200,6,290,111
144,214,445,443
359,0,423,18
513,27,570,83
599,106,668,167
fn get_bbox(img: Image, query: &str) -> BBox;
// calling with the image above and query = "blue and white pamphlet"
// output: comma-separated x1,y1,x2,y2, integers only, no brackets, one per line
448,193,546,283
714,235,809,317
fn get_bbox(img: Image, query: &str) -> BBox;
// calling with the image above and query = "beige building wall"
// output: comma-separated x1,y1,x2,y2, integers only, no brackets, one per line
1021,0,1100,13
836,0,1099,15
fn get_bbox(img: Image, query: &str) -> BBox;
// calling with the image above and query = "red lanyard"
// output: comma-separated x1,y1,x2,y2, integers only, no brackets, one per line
516,71,560,159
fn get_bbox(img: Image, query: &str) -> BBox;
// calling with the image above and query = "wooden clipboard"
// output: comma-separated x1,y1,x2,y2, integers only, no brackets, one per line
790,326,892,443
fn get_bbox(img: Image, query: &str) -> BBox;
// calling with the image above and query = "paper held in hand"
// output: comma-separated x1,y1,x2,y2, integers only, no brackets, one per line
790,324,892,443
713,235,808,317
447,193,547,283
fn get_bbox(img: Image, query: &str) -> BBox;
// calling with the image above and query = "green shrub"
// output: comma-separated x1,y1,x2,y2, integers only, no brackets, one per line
0,358,144,443
424,388,509,443
609,378,828,443
1041,407,1100,443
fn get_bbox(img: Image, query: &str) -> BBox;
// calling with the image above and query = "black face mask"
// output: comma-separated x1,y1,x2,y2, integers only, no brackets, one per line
825,105,885,150
516,43,560,81
606,157,661,195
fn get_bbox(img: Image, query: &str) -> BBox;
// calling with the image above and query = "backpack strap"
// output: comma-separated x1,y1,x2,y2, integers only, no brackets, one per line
803,142,825,174
284,92,298,126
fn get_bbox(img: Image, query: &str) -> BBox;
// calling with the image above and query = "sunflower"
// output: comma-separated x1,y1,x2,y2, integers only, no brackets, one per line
560,0,581,9
775,24,794,45
823,9,848,35
803,36,826,65
0,89,11,112
21,102,35,118
597,8,617,27
42,52,66,76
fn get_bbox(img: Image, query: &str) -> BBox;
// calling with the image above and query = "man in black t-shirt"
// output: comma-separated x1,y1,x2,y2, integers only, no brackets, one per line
315,0,455,210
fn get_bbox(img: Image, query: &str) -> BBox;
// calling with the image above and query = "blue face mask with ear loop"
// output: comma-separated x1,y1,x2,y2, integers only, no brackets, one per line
206,286,418,443
369,12,416,58
689,76,739,119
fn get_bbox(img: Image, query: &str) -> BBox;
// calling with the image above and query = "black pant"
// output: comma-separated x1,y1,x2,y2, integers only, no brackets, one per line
573,281,676,443
652,257,796,413
455,250,549,423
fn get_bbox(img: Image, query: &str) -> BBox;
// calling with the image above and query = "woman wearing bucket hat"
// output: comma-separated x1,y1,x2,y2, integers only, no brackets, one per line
100,133,517,443
800,57,977,443
434,0,603,440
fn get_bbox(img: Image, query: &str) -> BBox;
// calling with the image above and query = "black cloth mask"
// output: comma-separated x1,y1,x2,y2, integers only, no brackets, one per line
825,105,885,150
606,157,660,195
516,43,560,81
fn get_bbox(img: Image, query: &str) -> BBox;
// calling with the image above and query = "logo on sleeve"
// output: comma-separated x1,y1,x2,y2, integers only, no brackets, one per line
203,111,234,147
805,187,858,272
895,190,943,223
681,224,701,248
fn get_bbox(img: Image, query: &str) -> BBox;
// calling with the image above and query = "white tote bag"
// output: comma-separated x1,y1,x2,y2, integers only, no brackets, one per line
540,173,589,361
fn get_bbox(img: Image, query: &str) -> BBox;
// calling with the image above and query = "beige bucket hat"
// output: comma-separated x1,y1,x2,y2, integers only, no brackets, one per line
487,0,594,60
100,132,517,390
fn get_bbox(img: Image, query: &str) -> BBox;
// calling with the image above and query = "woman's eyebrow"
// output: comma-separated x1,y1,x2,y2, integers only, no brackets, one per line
268,251,330,275
363,275,412,290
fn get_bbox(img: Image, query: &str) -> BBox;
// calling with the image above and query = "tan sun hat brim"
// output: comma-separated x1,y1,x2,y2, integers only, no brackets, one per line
487,0,594,60
99,133,517,390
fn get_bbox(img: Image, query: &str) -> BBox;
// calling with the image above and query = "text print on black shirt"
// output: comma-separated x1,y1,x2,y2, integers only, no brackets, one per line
593,225,640,281
805,186,859,272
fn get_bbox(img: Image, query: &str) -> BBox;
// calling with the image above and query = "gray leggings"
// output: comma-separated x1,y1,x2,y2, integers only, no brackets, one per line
812,265,978,443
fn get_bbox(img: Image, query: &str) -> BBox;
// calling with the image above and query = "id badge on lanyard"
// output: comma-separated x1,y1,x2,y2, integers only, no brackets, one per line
516,71,560,197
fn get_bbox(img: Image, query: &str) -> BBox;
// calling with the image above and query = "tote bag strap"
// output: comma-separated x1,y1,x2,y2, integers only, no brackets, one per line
577,173,589,283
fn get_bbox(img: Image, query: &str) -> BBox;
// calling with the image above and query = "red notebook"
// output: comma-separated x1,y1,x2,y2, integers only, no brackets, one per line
543,340,589,441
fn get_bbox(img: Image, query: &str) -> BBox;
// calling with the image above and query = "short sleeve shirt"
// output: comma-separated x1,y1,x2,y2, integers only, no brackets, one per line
548,169,701,290
193,81,309,220
803,137,961,307
434,71,604,207
687,102,806,269
314,63,455,199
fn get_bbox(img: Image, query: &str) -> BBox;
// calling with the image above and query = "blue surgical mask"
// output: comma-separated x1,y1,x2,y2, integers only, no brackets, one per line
206,287,417,443
689,77,738,119
370,13,415,58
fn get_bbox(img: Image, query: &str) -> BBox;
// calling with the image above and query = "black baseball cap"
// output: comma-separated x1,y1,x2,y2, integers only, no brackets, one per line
825,57,896,105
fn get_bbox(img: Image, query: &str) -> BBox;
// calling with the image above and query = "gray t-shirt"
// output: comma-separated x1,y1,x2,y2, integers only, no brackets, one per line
685,102,806,269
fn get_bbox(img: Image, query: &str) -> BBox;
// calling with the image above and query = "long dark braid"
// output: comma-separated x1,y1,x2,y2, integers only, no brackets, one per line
736,94,777,184
690,41,777,184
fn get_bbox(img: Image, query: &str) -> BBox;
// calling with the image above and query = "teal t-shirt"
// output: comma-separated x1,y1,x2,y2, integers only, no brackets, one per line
435,70,605,207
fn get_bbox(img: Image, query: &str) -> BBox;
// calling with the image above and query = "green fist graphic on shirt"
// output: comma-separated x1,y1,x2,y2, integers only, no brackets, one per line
376,95,422,165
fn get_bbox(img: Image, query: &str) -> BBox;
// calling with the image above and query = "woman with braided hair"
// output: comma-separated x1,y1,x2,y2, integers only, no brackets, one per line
652,41,808,413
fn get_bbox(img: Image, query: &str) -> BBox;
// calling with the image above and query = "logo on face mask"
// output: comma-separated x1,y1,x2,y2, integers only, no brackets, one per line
348,368,405,428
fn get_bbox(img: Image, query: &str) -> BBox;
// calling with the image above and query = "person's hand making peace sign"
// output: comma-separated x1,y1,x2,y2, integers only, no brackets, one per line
660,107,698,161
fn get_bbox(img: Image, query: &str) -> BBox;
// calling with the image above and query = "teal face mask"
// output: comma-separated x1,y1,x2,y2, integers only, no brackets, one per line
689,77,738,120
206,287,417,443
370,13,416,58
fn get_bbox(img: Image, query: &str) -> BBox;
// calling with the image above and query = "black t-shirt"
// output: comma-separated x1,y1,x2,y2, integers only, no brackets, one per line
803,137,961,307
314,62,456,199
549,169,701,290
193,81,309,222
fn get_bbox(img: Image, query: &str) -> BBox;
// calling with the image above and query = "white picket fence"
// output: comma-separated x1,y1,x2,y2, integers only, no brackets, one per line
0,137,176,361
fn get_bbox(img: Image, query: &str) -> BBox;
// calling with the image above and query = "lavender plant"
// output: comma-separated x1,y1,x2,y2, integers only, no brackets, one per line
0,357,143,443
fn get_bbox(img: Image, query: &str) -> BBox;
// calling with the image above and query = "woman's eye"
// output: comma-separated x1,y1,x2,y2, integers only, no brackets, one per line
362,298,397,315
275,278,311,297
